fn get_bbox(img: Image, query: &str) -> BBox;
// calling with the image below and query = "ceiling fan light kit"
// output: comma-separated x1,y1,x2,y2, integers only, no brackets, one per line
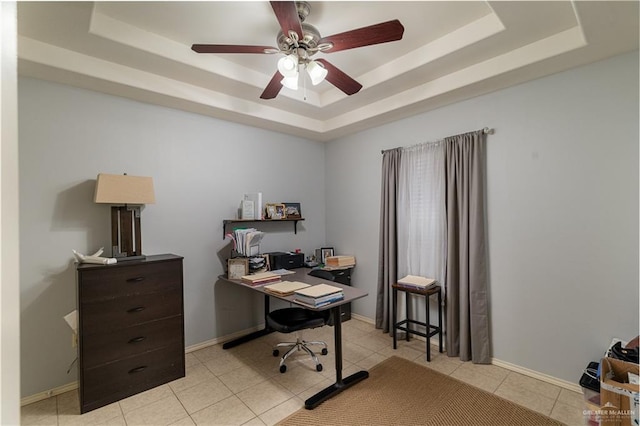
306,60,328,86
191,1,404,100
277,54,298,77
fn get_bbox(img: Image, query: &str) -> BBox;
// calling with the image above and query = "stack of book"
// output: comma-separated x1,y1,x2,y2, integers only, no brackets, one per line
397,275,436,290
263,280,310,296
293,283,344,308
325,255,356,268
241,271,281,286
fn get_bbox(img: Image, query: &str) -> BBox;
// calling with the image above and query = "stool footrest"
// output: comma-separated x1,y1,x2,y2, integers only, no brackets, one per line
394,320,441,339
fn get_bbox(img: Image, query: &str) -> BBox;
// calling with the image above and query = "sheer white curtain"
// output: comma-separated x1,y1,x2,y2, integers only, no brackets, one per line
397,142,447,286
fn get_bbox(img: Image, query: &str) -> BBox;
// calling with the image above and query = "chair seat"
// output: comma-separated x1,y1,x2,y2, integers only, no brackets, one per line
267,308,330,334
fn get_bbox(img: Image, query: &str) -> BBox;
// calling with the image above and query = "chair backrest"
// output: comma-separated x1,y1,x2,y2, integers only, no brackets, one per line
307,269,335,281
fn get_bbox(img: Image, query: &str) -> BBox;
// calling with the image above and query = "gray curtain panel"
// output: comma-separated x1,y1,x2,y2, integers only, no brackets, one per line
376,148,402,333
444,130,491,363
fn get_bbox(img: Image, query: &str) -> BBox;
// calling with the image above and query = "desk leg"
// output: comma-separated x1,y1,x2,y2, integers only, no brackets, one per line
438,289,443,353
426,294,431,362
405,291,411,342
222,294,273,349
392,287,397,349
304,305,369,409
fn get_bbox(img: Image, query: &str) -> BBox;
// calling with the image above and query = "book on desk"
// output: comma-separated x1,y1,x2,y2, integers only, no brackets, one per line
263,280,310,296
241,271,281,286
293,283,344,308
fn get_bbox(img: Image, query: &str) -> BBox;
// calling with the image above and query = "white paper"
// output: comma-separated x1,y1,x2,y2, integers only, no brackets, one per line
64,310,78,333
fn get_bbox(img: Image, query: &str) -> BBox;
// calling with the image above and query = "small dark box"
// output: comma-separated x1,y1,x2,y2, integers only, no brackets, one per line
267,252,304,269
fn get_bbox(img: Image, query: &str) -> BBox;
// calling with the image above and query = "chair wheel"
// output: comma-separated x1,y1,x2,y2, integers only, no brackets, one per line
321,348,328,355
272,349,279,357
280,365,287,373
316,364,323,372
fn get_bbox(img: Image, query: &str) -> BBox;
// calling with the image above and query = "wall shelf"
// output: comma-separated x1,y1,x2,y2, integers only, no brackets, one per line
222,218,305,239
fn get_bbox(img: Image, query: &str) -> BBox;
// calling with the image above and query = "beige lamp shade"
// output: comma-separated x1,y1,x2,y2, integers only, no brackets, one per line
94,173,155,205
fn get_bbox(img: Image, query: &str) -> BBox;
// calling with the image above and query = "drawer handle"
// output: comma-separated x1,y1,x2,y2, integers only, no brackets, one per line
128,366,147,374
128,336,146,344
127,277,146,283
127,306,146,313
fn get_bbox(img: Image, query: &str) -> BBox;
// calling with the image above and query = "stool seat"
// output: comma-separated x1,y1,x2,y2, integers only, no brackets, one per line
392,283,443,362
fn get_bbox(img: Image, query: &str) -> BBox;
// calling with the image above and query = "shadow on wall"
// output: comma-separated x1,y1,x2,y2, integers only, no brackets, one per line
20,261,78,396
213,243,264,339
51,179,109,253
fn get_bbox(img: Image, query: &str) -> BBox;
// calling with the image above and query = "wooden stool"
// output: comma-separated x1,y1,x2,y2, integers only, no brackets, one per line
392,283,443,361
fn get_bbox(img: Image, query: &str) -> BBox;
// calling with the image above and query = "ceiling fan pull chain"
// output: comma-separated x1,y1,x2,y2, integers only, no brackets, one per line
303,67,307,101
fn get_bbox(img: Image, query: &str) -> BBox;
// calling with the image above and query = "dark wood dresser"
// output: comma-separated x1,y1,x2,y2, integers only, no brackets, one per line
76,254,185,413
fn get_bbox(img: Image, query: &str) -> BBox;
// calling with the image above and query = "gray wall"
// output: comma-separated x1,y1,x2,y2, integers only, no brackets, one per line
325,51,639,383
18,78,326,397
18,50,639,398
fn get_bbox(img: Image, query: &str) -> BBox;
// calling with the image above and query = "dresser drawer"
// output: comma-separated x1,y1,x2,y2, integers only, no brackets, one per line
80,289,182,334
81,345,185,409
81,316,184,369
79,259,182,302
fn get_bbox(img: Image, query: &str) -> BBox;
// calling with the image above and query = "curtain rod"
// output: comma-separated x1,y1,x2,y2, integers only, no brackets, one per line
381,127,494,154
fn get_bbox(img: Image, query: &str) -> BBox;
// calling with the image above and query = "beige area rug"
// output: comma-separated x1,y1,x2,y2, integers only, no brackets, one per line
280,356,565,426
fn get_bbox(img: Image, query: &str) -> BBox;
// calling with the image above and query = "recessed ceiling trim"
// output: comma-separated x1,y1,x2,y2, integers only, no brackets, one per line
323,25,587,132
319,12,506,107
18,35,327,133
89,4,321,107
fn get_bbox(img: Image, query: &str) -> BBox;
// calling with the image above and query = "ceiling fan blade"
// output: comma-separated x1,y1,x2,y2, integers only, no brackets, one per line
319,19,405,53
191,44,277,54
260,71,284,99
270,1,303,40
315,59,362,96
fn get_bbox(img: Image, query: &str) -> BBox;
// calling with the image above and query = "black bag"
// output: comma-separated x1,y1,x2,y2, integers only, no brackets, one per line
609,341,639,364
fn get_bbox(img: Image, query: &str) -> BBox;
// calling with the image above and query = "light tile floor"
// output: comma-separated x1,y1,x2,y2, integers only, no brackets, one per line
22,319,587,425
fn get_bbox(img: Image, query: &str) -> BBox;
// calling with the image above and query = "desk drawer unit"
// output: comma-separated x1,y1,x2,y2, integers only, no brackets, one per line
77,254,185,413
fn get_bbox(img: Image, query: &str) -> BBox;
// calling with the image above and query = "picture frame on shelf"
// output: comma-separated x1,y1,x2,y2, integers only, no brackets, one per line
228,258,249,280
265,203,286,219
283,202,302,219
321,247,334,264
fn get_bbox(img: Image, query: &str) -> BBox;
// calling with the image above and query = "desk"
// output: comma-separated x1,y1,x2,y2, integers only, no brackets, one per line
218,268,369,409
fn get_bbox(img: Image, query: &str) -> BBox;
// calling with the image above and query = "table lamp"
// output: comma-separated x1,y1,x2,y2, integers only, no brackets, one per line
94,173,155,261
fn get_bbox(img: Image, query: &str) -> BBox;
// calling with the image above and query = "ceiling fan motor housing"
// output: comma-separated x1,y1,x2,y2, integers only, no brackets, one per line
277,23,321,55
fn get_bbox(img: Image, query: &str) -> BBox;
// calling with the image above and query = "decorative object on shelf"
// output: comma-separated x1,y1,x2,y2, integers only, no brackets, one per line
265,203,286,219
228,257,249,279
94,173,155,261
243,192,263,220
283,202,302,219
320,247,334,264
239,199,255,219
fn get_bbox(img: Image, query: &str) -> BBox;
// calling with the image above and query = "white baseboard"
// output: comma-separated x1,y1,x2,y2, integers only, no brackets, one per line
21,381,78,406
491,357,582,393
21,317,581,406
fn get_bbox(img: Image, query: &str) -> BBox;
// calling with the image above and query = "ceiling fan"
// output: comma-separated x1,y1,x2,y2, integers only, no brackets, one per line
191,1,404,100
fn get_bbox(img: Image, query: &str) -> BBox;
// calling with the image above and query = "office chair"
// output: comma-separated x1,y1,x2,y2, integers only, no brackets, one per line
267,307,330,373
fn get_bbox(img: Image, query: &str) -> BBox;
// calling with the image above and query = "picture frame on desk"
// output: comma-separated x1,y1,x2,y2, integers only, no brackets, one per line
321,247,334,264
283,202,301,219
265,203,286,219
228,258,249,280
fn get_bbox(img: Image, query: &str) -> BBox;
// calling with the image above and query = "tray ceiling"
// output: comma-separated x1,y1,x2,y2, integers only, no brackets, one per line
17,1,639,141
